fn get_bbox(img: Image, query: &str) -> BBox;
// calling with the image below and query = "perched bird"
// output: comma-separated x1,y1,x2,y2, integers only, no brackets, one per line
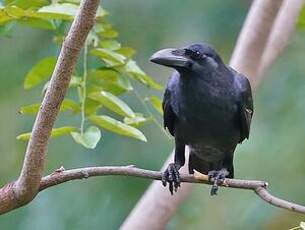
150,43,253,195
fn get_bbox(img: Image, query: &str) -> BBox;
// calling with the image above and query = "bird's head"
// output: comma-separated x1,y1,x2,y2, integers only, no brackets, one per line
150,43,223,74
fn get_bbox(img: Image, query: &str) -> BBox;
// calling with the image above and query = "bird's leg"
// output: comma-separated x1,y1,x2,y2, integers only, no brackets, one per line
208,168,229,196
162,137,185,195
161,163,181,195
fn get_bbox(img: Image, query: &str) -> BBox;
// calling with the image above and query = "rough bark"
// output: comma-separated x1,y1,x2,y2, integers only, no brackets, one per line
0,0,303,220
38,165,305,214
0,0,100,214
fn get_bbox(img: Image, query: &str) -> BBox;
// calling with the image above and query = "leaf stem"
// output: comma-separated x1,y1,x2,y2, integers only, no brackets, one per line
133,90,172,140
288,227,302,230
80,41,88,135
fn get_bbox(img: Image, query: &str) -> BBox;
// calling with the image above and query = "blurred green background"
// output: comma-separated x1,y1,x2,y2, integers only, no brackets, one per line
1,0,305,229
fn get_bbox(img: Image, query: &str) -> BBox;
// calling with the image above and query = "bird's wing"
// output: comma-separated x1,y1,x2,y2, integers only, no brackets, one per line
162,72,180,136
232,69,254,143
162,87,176,136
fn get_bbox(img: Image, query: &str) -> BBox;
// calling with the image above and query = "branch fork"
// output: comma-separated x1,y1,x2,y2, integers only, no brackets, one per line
37,165,305,214
0,0,101,214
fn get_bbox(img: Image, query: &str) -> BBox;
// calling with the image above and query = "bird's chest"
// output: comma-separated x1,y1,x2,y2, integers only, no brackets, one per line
176,79,237,123
173,77,240,146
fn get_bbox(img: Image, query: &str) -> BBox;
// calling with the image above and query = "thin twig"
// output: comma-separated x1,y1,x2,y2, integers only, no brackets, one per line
0,0,101,214
132,90,172,139
39,165,305,214
289,226,303,230
80,40,89,135
122,1,289,228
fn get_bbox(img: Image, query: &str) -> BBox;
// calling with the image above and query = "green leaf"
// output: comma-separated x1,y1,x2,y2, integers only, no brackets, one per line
58,0,80,4
37,3,78,20
17,17,55,30
89,115,147,142
19,99,80,115
0,6,55,30
85,98,101,116
100,29,118,39
123,60,162,90
51,126,78,137
149,96,163,114
96,6,108,19
16,132,31,141
0,8,14,24
4,5,25,16
71,126,101,149
89,91,135,118
24,56,56,89
298,6,305,28
300,222,305,230
4,0,48,9
91,48,126,66
93,23,106,33
94,22,118,38
61,99,80,113
17,126,77,141
70,76,82,87
88,69,133,95
0,6,24,24
87,31,99,47
53,34,64,44
100,39,121,50
124,114,152,127
19,103,40,114
117,47,135,58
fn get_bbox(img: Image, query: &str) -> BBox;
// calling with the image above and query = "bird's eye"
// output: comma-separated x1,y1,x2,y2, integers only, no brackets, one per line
184,49,202,60
191,51,202,60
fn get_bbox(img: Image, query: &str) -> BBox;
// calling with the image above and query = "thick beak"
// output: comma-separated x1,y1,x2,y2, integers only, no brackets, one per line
150,48,189,68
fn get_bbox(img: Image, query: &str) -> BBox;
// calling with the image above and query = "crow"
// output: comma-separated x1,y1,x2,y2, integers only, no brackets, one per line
150,43,253,195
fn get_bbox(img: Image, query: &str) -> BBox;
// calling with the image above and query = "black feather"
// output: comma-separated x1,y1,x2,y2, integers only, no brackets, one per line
151,43,254,182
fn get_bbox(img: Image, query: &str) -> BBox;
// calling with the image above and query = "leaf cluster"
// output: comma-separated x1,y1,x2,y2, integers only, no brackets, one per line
0,0,164,148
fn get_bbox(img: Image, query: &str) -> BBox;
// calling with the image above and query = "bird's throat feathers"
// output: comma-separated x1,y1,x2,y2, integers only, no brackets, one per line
178,63,233,87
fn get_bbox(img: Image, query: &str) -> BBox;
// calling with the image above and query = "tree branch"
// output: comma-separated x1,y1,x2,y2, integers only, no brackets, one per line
229,0,284,83
256,0,305,85
121,1,290,229
37,165,305,214
0,0,100,214
122,150,193,230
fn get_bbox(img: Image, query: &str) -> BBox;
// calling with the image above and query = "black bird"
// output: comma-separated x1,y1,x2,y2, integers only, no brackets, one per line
150,43,253,195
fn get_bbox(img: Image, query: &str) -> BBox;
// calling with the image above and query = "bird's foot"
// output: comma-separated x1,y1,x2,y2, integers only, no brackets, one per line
161,163,181,195
208,168,229,196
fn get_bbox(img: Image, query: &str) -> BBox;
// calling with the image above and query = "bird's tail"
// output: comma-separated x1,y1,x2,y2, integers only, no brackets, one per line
188,153,234,178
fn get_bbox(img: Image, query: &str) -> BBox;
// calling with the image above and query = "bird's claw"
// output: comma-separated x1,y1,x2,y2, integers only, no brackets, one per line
162,163,181,195
208,168,229,196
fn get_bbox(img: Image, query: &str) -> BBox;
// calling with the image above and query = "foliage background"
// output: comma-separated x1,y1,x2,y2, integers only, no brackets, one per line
0,0,305,229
